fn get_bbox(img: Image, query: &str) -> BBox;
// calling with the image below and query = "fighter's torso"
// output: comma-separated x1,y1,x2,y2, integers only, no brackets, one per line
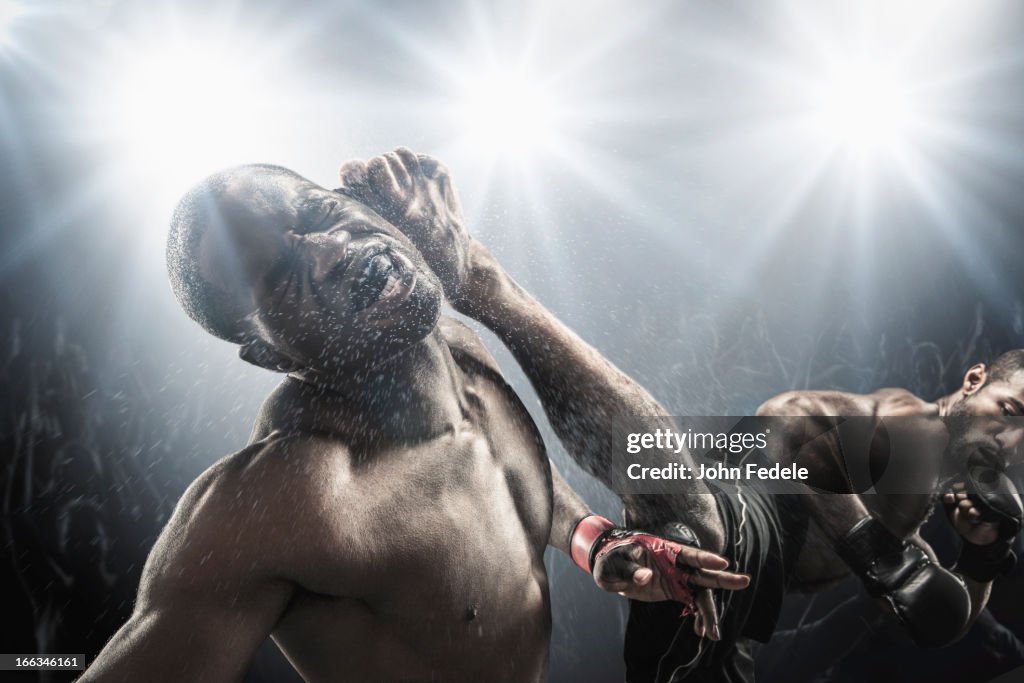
256,329,554,681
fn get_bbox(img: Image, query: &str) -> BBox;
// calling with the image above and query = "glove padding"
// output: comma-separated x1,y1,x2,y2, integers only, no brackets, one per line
960,456,1023,541
837,516,971,649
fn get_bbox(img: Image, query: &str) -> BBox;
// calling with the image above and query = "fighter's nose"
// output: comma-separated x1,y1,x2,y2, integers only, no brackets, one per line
995,423,1024,460
307,230,352,282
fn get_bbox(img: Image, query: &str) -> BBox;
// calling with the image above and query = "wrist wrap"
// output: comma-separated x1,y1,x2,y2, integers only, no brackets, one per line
570,515,615,573
570,515,701,615
957,538,1017,583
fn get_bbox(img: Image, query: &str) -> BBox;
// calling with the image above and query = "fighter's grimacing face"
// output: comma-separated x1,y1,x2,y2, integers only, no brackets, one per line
205,169,443,370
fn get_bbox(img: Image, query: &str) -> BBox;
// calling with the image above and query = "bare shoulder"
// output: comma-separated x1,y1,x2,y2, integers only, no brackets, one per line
869,387,935,417
757,387,931,417
437,314,504,378
172,433,351,531
142,434,356,601
757,389,874,416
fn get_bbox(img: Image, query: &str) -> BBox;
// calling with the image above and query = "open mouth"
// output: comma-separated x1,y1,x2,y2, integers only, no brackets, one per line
351,248,414,313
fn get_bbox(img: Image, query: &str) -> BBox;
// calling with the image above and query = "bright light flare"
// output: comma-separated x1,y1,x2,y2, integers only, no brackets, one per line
0,0,28,44
805,60,921,156
453,67,564,163
103,36,287,205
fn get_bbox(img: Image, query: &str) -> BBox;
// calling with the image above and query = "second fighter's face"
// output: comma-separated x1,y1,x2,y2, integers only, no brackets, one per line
947,372,1024,470
214,171,443,371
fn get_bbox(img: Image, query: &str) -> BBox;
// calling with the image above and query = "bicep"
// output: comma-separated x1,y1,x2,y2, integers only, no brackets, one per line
83,577,291,683
82,465,296,682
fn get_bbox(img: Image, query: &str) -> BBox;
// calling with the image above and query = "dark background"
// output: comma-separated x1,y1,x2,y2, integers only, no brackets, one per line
2,1,1024,681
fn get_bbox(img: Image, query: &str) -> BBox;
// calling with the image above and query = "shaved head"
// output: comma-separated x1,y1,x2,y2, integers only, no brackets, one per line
166,163,444,373
166,164,302,343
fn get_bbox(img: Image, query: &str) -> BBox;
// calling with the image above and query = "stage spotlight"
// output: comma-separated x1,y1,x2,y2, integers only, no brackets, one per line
806,60,920,156
0,0,28,44
453,66,563,163
104,36,285,206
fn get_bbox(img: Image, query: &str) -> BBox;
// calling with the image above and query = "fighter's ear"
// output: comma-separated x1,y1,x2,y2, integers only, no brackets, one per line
239,340,302,373
962,363,988,396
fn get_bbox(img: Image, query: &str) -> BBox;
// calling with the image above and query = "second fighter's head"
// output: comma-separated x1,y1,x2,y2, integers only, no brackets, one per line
944,350,1024,471
166,164,443,375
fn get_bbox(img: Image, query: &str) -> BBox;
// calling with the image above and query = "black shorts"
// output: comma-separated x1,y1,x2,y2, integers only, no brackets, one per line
623,462,807,683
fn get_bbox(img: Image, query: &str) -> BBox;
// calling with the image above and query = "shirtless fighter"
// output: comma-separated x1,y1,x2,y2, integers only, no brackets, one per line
336,148,1024,682
754,360,1024,647
80,161,749,682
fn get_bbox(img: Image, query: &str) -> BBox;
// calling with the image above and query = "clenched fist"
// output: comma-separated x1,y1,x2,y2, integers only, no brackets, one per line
339,148,473,307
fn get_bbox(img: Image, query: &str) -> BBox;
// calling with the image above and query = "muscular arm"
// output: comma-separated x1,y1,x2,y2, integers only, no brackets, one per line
461,249,724,550
80,451,297,682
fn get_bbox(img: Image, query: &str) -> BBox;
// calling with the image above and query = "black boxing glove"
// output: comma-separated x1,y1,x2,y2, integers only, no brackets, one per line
836,516,971,649
956,537,1017,583
949,457,1022,582
960,458,1023,540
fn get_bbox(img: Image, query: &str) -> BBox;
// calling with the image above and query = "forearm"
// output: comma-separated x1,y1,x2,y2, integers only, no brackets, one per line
469,255,672,422
548,460,592,556
461,245,723,549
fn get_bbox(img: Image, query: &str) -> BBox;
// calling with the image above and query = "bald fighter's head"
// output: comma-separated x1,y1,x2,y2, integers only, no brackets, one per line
167,164,443,374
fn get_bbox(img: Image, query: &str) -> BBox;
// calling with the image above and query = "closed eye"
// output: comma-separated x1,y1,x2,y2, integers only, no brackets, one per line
298,190,387,237
296,197,341,233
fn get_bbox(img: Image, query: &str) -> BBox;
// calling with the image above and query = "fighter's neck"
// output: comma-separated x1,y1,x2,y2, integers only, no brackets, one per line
268,331,467,446
934,392,958,418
